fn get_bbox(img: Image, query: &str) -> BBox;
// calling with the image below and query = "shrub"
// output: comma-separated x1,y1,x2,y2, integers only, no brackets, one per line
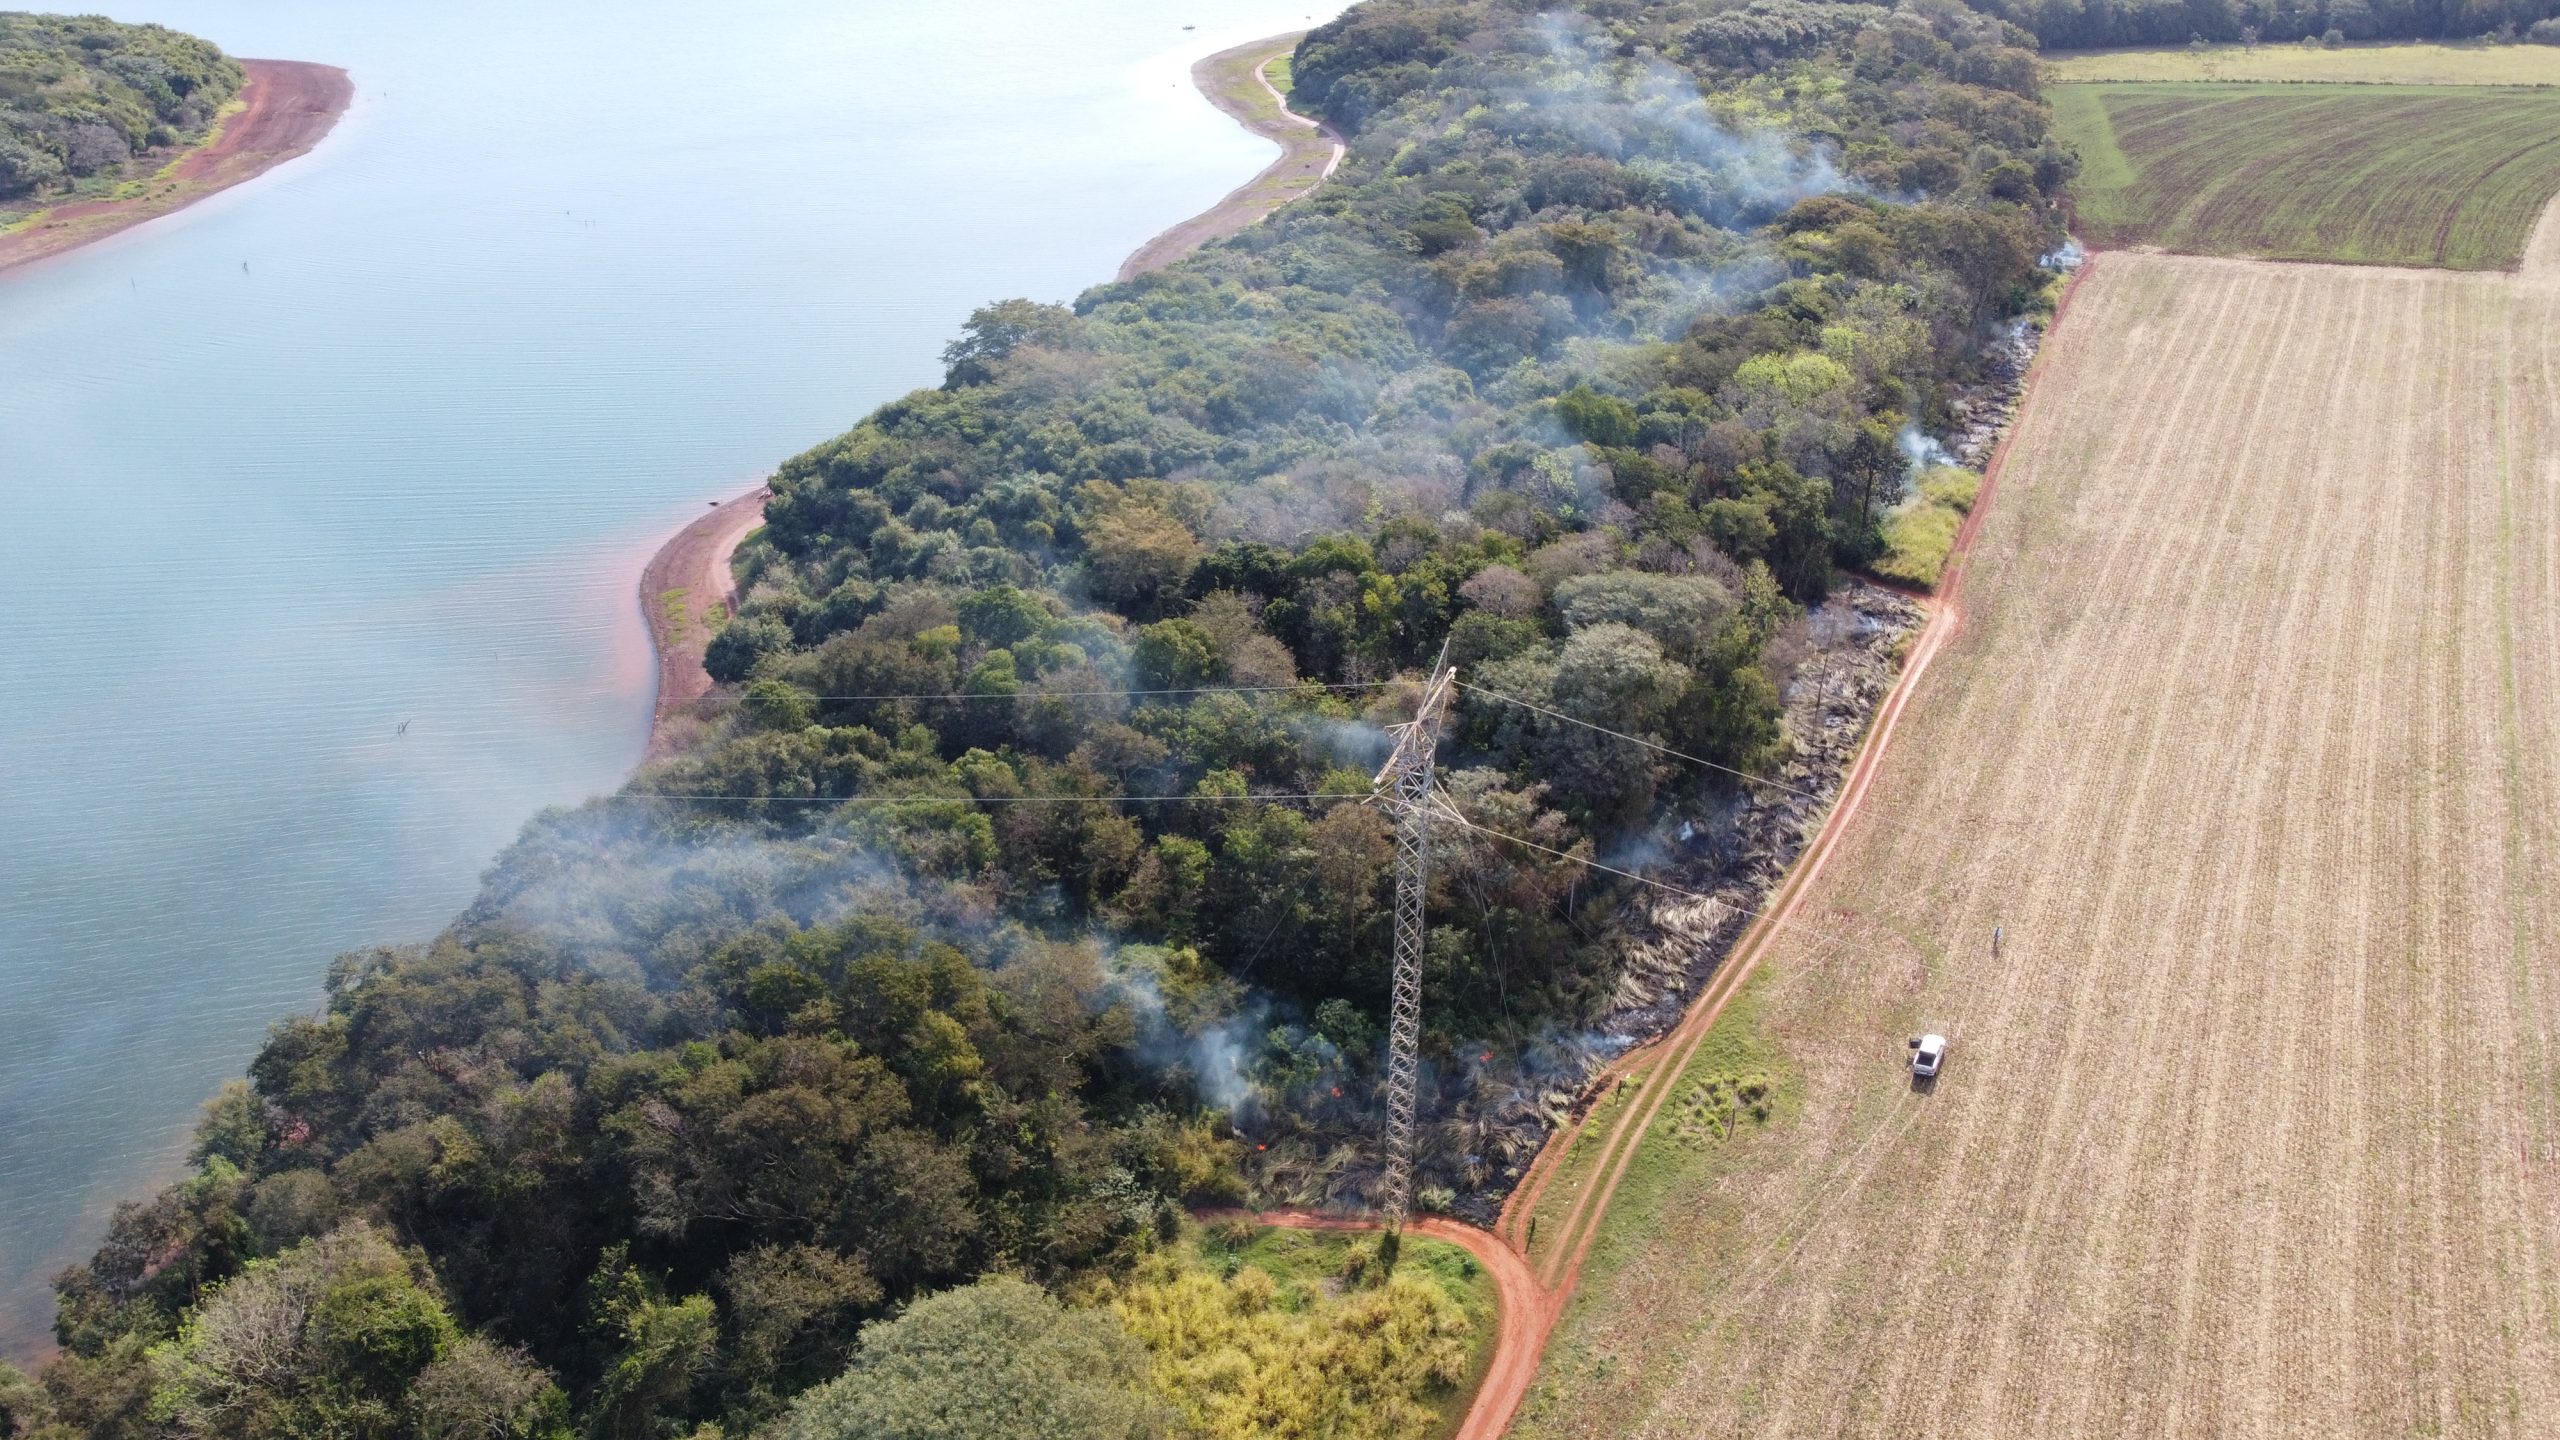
1107,1249,1473,1440
1871,464,1980,588
776,1277,1165,1440
704,613,791,683
1917,464,1980,512
1873,498,1961,588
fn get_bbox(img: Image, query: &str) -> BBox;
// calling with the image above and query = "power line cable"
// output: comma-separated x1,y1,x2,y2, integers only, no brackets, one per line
670,681,1394,704
1456,676,1976,855
1440,811,1722,902
605,790,1370,805
1442,808,1894,960
1457,678,1830,804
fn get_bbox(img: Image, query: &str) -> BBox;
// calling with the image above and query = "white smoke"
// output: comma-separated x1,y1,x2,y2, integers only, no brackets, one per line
1896,423,1957,476
1526,14,1865,219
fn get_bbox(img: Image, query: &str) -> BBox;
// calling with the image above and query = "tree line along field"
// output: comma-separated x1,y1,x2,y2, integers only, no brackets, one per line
2052,80,2560,268
1514,240,2560,1436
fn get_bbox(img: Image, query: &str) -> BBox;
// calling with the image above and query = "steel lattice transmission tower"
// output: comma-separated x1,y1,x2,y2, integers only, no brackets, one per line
1369,660,1457,1233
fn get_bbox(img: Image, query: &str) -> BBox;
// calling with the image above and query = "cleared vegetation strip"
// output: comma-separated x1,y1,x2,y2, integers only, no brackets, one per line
1515,246,2560,1438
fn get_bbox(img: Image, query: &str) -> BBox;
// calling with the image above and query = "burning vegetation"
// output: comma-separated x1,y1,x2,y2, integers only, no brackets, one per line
7,3,2080,1436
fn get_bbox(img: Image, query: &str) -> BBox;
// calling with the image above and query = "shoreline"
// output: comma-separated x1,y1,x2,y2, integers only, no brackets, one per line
0,58,352,279
638,484,770,762
1115,33,1346,280
635,35,1344,758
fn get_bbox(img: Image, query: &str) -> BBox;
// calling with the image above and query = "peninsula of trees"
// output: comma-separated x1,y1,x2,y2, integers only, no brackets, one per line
6,2,2105,1436
0,13,348,279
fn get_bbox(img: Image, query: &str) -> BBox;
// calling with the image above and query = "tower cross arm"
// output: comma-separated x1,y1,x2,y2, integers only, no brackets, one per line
1371,666,1459,789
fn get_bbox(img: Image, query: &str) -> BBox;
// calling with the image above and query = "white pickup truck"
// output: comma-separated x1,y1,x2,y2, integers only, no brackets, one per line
1910,1033,1948,1078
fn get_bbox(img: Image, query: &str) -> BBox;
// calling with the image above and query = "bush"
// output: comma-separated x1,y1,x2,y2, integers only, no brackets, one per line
775,1277,1165,1440
704,613,790,683
1107,1249,1474,1440
1873,498,1962,588
1870,464,1980,588
1916,465,1980,513
2531,18,2560,44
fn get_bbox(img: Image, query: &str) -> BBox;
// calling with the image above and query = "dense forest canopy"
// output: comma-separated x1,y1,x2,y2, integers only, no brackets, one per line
0,12,240,201
3,3,2079,1437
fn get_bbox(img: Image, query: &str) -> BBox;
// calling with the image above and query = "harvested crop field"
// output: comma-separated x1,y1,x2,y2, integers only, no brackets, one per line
2054,82,2560,268
1515,236,2560,1437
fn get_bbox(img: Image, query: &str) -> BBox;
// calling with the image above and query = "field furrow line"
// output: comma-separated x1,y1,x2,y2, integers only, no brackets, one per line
2239,267,2406,1438
2019,266,2343,1436
2148,270,2385,1438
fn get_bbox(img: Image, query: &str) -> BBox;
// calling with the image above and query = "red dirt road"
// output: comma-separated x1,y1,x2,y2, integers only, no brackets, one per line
0,58,351,278
639,486,769,760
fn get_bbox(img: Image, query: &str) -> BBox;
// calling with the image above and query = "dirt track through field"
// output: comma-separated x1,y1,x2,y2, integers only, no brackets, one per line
1519,234,2560,1437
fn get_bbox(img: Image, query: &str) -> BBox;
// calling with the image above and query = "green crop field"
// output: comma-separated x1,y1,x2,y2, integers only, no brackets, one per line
2053,82,2560,269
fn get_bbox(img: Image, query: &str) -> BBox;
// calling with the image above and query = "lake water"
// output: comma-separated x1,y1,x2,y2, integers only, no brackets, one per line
0,0,1336,1353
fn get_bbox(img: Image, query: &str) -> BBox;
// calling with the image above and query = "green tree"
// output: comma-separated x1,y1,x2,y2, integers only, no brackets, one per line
0,1361,54,1440
1555,384,1639,448
1131,619,1226,691
146,1222,458,1440
743,679,816,732
942,300,1081,387
584,1254,718,1440
1083,508,1202,614
705,615,791,685
408,1337,570,1440
774,1277,1165,1440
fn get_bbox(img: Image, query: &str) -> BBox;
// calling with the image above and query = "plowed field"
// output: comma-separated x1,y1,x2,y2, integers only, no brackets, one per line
1516,236,2560,1436
2055,83,2560,268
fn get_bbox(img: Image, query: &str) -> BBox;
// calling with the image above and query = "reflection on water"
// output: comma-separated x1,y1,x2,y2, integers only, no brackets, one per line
0,0,1334,1352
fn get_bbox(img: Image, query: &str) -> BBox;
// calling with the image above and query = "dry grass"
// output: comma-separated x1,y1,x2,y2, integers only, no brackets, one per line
1517,228,2560,1436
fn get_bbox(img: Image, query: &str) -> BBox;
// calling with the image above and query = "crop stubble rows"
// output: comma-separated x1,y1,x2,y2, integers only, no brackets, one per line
1520,249,2560,1436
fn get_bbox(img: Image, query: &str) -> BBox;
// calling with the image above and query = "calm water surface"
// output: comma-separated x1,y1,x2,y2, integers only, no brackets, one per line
0,0,1336,1350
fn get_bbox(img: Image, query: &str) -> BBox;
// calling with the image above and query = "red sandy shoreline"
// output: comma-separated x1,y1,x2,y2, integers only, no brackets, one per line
1116,34,1345,281
635,35,1343,758
0,58,352,279
638,485,771,761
